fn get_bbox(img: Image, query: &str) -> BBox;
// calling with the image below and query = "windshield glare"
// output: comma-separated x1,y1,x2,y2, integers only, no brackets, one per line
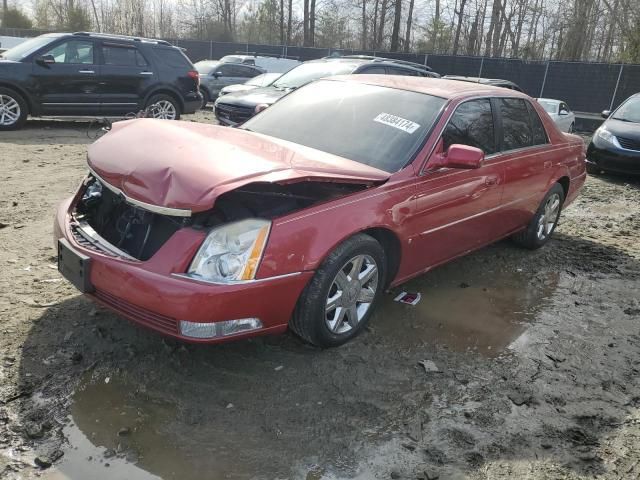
538,100,557,114
1,36,56,61
242,80,445,173
272,62,358,89
612,96,640,123
246,73,280,86
195,61,220,75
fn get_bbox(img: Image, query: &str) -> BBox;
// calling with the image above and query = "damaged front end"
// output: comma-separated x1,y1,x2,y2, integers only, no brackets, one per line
71,172,371,262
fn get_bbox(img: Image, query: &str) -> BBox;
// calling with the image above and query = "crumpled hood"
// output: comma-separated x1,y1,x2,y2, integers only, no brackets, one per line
87,119,389,213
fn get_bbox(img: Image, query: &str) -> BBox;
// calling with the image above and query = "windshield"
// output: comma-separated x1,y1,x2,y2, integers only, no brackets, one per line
195,61,220,75
612,96,640,123
242,80,445,173
1,36,56,61
537,100,557,114
246,73,280,87
272,62,358,89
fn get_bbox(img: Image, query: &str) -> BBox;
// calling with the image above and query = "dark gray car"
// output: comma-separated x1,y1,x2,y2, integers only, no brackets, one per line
196,60,264,107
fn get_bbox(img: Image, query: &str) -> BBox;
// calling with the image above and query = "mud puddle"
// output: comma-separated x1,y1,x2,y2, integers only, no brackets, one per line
373,258,559,355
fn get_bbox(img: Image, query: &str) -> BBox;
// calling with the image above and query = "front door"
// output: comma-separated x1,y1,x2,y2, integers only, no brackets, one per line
99,42,155,115
407,98,505,272
31,39,101,115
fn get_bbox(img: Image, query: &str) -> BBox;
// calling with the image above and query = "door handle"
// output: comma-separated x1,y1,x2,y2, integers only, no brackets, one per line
485,176,498,186
140,71,154,75
78,70,95,74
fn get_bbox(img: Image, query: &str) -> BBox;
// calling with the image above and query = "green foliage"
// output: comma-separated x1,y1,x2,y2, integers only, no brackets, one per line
240,0,280,44
1,7,33,29
63,5,91,31
314,8,351,48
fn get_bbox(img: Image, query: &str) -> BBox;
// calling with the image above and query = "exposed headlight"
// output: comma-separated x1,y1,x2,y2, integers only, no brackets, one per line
187,219,271,283
595,126,620,147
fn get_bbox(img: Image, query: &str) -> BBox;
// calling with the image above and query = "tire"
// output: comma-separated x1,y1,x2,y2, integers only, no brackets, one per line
290,234,387,347
199,88,210,109
145,94,181,120
0,87,28,131
512,183,565,250
586,162,602,175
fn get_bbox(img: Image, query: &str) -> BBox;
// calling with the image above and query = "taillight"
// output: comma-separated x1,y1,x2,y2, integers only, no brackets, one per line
188,70,200,88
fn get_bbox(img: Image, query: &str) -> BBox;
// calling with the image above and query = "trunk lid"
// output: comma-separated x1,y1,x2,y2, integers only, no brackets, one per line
87,119,389,213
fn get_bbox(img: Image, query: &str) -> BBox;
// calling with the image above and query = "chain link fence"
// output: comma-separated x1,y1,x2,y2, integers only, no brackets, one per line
2,27,638,114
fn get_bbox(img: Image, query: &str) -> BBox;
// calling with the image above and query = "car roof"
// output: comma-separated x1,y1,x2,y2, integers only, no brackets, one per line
327,75,530,100
444,75,516,85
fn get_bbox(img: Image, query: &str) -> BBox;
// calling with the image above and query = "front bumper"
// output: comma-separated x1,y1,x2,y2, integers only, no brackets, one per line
587,142,640,174
54,198,312,344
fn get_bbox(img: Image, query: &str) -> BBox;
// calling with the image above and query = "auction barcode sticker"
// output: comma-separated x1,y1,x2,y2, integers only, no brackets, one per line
373,113,421,134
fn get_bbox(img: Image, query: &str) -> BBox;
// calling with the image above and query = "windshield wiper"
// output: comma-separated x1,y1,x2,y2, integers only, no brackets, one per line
611,117,637,123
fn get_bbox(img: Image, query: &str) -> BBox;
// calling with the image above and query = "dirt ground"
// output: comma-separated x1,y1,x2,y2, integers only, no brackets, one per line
1,113,639,480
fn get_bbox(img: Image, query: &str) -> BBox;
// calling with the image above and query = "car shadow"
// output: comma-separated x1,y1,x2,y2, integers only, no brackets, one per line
13,233,640,479
590,171,640,189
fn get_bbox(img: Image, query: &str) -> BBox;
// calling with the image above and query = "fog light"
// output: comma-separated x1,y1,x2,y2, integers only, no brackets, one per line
179,318,262,339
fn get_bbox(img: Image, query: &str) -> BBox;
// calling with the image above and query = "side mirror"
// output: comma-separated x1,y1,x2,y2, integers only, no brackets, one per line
601,110,611,119
212,71,222,78
35,54,55,66
443,144,484,169
559,109,569,116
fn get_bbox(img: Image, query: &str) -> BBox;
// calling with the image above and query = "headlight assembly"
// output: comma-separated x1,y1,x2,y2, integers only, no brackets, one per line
187,219,271,283
595,126,620,148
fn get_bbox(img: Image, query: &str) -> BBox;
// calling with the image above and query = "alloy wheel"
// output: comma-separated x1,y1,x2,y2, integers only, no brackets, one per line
536,193,561,240
0,95,21,126
148,100,177,120
325,254,379,335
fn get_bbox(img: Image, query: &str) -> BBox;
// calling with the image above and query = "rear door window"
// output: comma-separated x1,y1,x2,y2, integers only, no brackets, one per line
360,66,387,74
497,98,533,151
388,66,419,76
102,44,147,67
442,98,496,154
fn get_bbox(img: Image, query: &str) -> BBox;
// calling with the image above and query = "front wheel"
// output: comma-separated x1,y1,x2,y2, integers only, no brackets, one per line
0,87,28,130
145,94,181,120
290,234,386,347
512,183,565,249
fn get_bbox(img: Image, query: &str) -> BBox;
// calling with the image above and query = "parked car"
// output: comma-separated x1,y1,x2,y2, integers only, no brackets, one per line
195,60,265,107
55,77,585,347
536,98,576,132
219,72,281,97
0,32,202,130
444,76,523,92
218,54,301,73
214,55,439,126
587,93,640,174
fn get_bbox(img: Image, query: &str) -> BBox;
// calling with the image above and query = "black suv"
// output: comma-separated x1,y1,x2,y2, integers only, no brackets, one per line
0,32,202,130
214,55,439,126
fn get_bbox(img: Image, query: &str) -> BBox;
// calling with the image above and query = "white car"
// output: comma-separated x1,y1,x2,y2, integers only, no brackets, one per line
537,98,576,133
219,72,282,96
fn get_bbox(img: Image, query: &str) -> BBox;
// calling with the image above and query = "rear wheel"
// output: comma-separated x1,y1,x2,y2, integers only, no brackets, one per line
0,87,28,131
512,183,565,250
290,234,386,347
145,94,181,120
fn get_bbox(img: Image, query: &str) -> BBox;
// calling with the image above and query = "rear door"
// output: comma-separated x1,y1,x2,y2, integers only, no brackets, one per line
495,97,555,231
99,42,154,115
408,98,506,270
30,39,101,115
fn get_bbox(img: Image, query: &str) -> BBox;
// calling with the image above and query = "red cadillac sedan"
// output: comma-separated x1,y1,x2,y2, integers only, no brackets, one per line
54,77,586,347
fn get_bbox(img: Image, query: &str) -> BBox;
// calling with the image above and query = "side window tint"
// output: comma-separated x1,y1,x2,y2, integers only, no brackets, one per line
497,98,533,150
103,45,147,67
218,65,233,76
389,66,418,76
361,66,386,74
43,41,94,64
154,48,191,68
442,99,496,154
526,101,549,146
